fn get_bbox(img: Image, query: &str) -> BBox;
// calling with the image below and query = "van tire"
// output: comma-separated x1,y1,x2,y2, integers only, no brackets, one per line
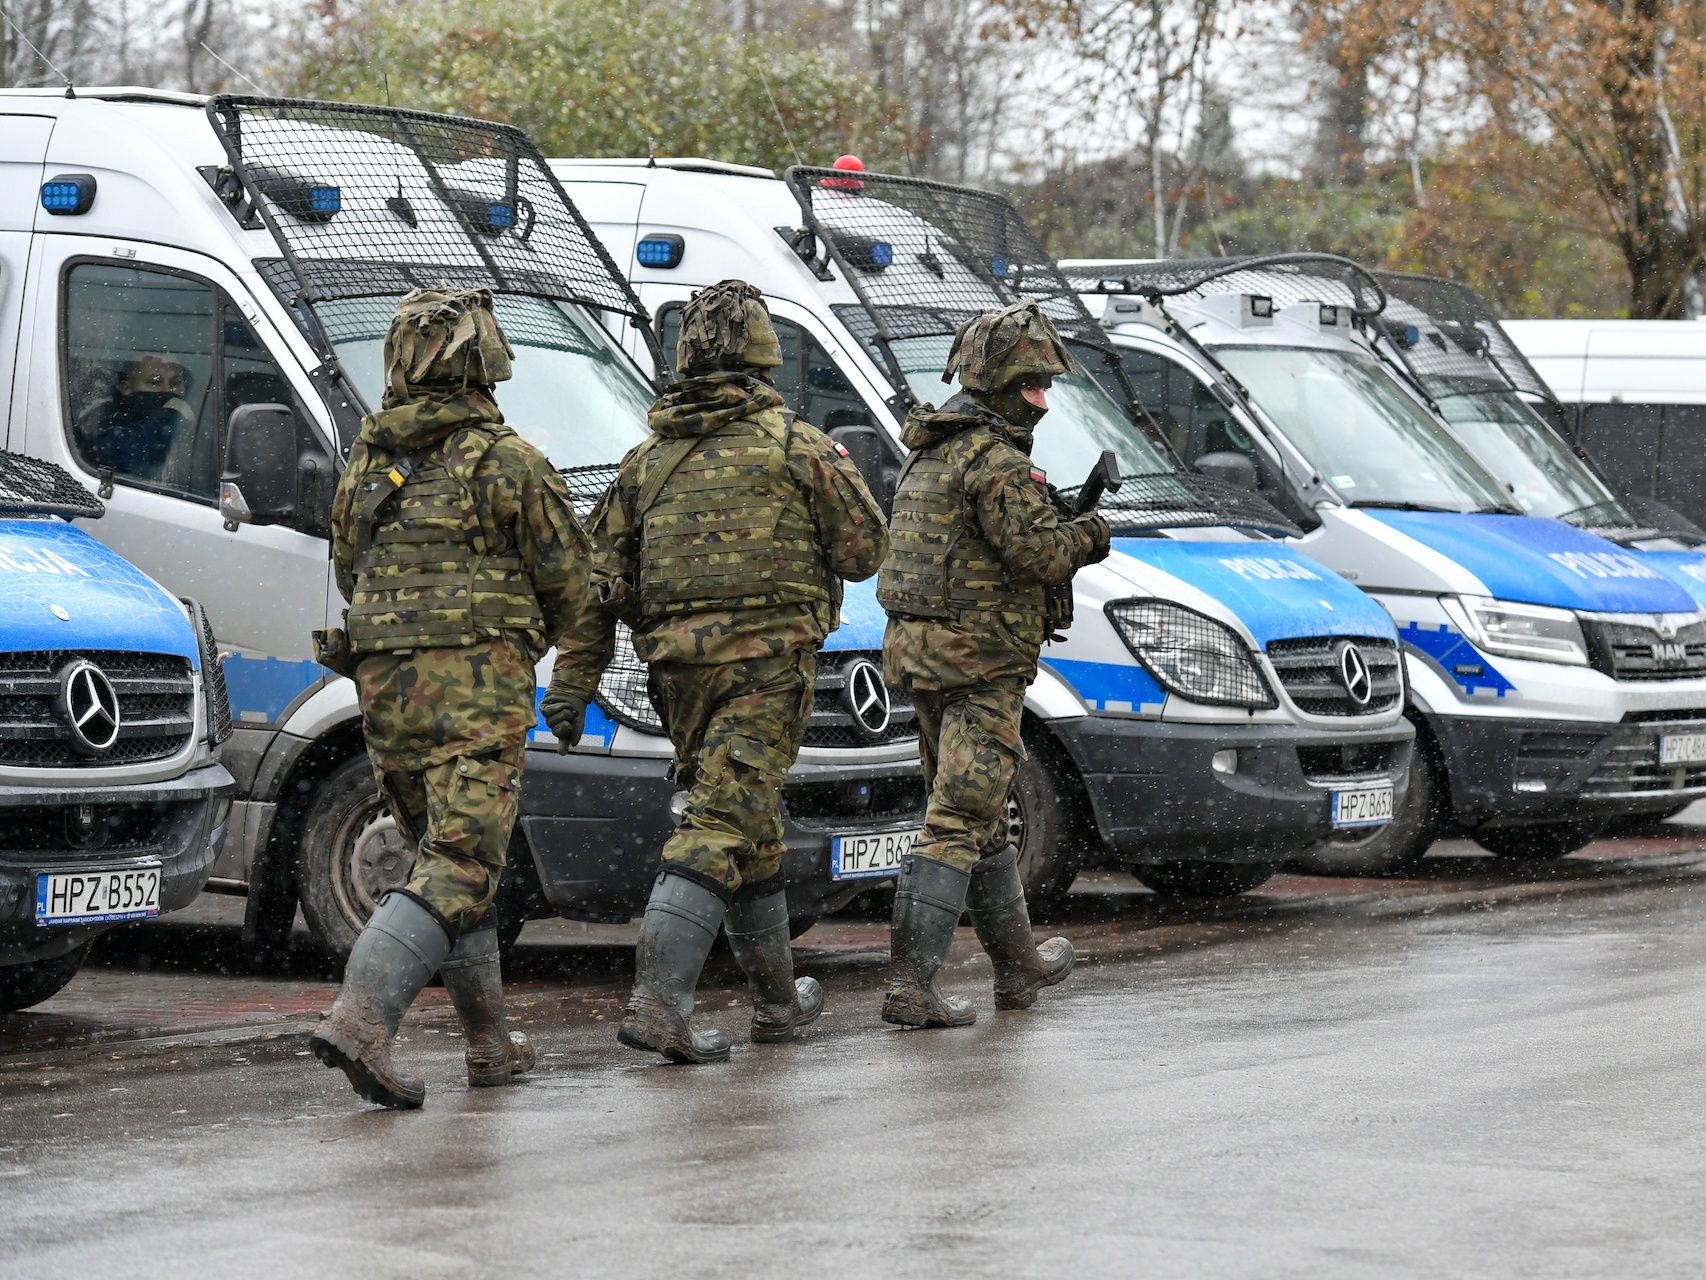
1009,728,1090,906
0,945,89,1013
1131,860,1275,899
295,754,415,959
1473,822,1602,860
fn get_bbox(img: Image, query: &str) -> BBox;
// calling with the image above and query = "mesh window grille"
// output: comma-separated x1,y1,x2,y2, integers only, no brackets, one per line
184,599,233,745
0,452,104,519
205,97,647,326
1104,600,1275,708
1369,271,1552,402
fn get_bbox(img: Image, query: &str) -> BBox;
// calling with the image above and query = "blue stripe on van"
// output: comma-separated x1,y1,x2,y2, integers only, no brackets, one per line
1396,620,1514,697
1043,658,1167,713
221,654,322,723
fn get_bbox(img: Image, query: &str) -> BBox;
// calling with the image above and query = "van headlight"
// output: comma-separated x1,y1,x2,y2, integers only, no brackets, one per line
1442,596,1588,666
595,623,663,731
1105,600,1276,708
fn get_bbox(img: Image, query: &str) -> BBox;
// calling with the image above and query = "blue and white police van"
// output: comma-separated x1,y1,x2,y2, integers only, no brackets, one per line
1065,255,1706,869
0,452,232,1011
548,157,1413,900
0,89,923,956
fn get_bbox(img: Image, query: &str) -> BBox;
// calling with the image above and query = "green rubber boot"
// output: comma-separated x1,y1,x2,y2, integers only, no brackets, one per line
725,886,823,1043
618,872,732,1064
967,845,1074,1010
881,853,976,1028
440,922,535,1087
311,892,453,1109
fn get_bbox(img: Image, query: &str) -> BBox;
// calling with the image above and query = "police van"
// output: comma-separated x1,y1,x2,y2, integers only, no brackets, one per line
0,89,924,955
548,157,1413,899
1065,255,1706,868
0,451,233,1011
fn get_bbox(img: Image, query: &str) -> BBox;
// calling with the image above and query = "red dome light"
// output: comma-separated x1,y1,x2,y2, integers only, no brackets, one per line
823,154,867,191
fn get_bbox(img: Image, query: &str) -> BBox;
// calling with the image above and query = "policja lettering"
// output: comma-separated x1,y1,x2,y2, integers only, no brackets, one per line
877,299,1112,1027
309,286,603,1109
554,279,889,1063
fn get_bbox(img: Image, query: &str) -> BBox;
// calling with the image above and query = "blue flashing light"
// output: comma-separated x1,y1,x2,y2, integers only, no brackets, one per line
309,185,341,216
487,203,515,230
636,233,686,269
990,256,1010,278
40,173,96,216
869,240,893,268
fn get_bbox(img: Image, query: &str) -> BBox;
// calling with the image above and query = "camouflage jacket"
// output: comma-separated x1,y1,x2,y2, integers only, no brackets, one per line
882,395,1108,692
331,391,601,768
559,374,887,693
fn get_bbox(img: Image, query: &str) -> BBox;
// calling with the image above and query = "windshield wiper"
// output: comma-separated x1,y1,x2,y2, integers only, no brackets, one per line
1347,499,1468,514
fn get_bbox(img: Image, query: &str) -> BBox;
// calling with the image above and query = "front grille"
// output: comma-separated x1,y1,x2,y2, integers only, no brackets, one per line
1582,617,1706,681
0,651,194,767
0,805,172,860
1513,719,1706,796
805,651,917,749
1265,636,1402,716
1295,740,1402,783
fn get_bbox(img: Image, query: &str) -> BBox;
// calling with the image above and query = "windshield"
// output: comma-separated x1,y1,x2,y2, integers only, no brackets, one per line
1434,390,1612,518
318,295,655,468
887,335,1175,482
1213,346,1512,512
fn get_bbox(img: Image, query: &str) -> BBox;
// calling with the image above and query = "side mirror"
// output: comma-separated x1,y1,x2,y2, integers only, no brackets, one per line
1194,450,1258,491
828,422,893,507
221,403,297,530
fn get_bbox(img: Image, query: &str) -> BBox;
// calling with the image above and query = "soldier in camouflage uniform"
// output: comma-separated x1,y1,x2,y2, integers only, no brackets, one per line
548,280,887,1064
310,287,600,1109
877,300,1111,1028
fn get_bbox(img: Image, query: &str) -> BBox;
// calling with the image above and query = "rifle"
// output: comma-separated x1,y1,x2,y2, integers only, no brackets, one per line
1044,451,1123,642
1075,449,1123,515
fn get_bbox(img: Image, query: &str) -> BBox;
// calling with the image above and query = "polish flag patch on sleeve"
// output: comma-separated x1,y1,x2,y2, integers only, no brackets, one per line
834,441,851,457
1030,467,1047,485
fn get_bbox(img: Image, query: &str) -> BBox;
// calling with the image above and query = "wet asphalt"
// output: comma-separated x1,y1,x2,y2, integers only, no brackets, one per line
5,846,1706,1277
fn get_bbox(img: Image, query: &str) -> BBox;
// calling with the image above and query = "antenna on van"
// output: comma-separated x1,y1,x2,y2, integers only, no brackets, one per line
197,41,270,95
0,4,75,97
755,55,806,168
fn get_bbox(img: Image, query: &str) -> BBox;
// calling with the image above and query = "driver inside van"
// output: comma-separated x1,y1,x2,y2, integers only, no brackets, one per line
81,355,196,479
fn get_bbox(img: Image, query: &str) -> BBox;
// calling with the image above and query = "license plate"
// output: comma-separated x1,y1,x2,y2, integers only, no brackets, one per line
830,828,920,880
1660,732,1706,764
1331,786,1394,829
35,864,162,927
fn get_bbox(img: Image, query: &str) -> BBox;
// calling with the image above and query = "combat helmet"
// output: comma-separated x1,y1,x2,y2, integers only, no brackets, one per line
383,287,515,400
942,299,1076,393
676,279,784,374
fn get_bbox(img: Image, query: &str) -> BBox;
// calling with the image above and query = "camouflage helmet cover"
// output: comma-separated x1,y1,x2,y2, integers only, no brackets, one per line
943,299,1077,393
677,279,784,372
384,286,515,399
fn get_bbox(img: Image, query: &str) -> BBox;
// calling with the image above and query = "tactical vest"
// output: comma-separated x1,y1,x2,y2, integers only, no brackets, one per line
635,409,832,620
877,427,1045,640
345,425,545,653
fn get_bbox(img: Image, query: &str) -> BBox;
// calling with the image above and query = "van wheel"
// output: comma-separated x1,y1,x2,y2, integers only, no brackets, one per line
1131,860,1275,899
1290,721,1443,877
1009,734,1087,906
0,945,89,1014
1474,823,1602,860
296,755,415,958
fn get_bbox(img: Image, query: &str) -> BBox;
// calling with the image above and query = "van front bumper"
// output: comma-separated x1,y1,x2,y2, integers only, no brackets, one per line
1047,714,1415,865
0,763,235,966
519,747,925,923
1428,710,1706,828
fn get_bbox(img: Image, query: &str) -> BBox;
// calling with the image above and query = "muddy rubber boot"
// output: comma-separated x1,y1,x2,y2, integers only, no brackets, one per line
618,872,732,1064
440,923,535,1087
967,844,1074,1010
311,892,452,1109
724,887,822,1043
882,853,976,1028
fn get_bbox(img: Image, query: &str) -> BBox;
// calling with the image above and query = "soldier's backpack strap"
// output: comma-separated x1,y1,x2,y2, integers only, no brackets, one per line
633,435,703,518
352,455,415,565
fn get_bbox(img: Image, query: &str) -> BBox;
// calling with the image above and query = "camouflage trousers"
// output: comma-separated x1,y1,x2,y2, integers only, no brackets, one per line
648,650,816,896
911,679,1028,874
374,743,524,932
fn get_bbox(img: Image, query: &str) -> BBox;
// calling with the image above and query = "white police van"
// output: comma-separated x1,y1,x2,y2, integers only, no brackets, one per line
0,451,233,1011
548,157,1413,899
1066,255,1706,868
0,89,924,956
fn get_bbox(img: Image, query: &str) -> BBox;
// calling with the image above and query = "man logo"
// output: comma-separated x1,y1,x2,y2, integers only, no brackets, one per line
57,659,121,755
843,658,892,738
1336,641,1374,707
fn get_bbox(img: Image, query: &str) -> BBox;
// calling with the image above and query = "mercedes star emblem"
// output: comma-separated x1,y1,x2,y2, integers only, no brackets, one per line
57,659,121,755
843,658,893,738
1336,641,1374,707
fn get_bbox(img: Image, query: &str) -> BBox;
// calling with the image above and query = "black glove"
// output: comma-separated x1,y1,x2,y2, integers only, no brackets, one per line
1078,512,1112,563
539,685,588,753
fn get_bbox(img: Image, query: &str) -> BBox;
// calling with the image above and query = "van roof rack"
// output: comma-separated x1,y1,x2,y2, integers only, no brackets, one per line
1062,253,1388,320
1369,270,1554,404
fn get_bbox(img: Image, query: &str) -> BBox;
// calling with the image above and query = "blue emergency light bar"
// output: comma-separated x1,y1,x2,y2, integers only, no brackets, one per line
990,257,1010,279
636,234,685,268
40,174,96,216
